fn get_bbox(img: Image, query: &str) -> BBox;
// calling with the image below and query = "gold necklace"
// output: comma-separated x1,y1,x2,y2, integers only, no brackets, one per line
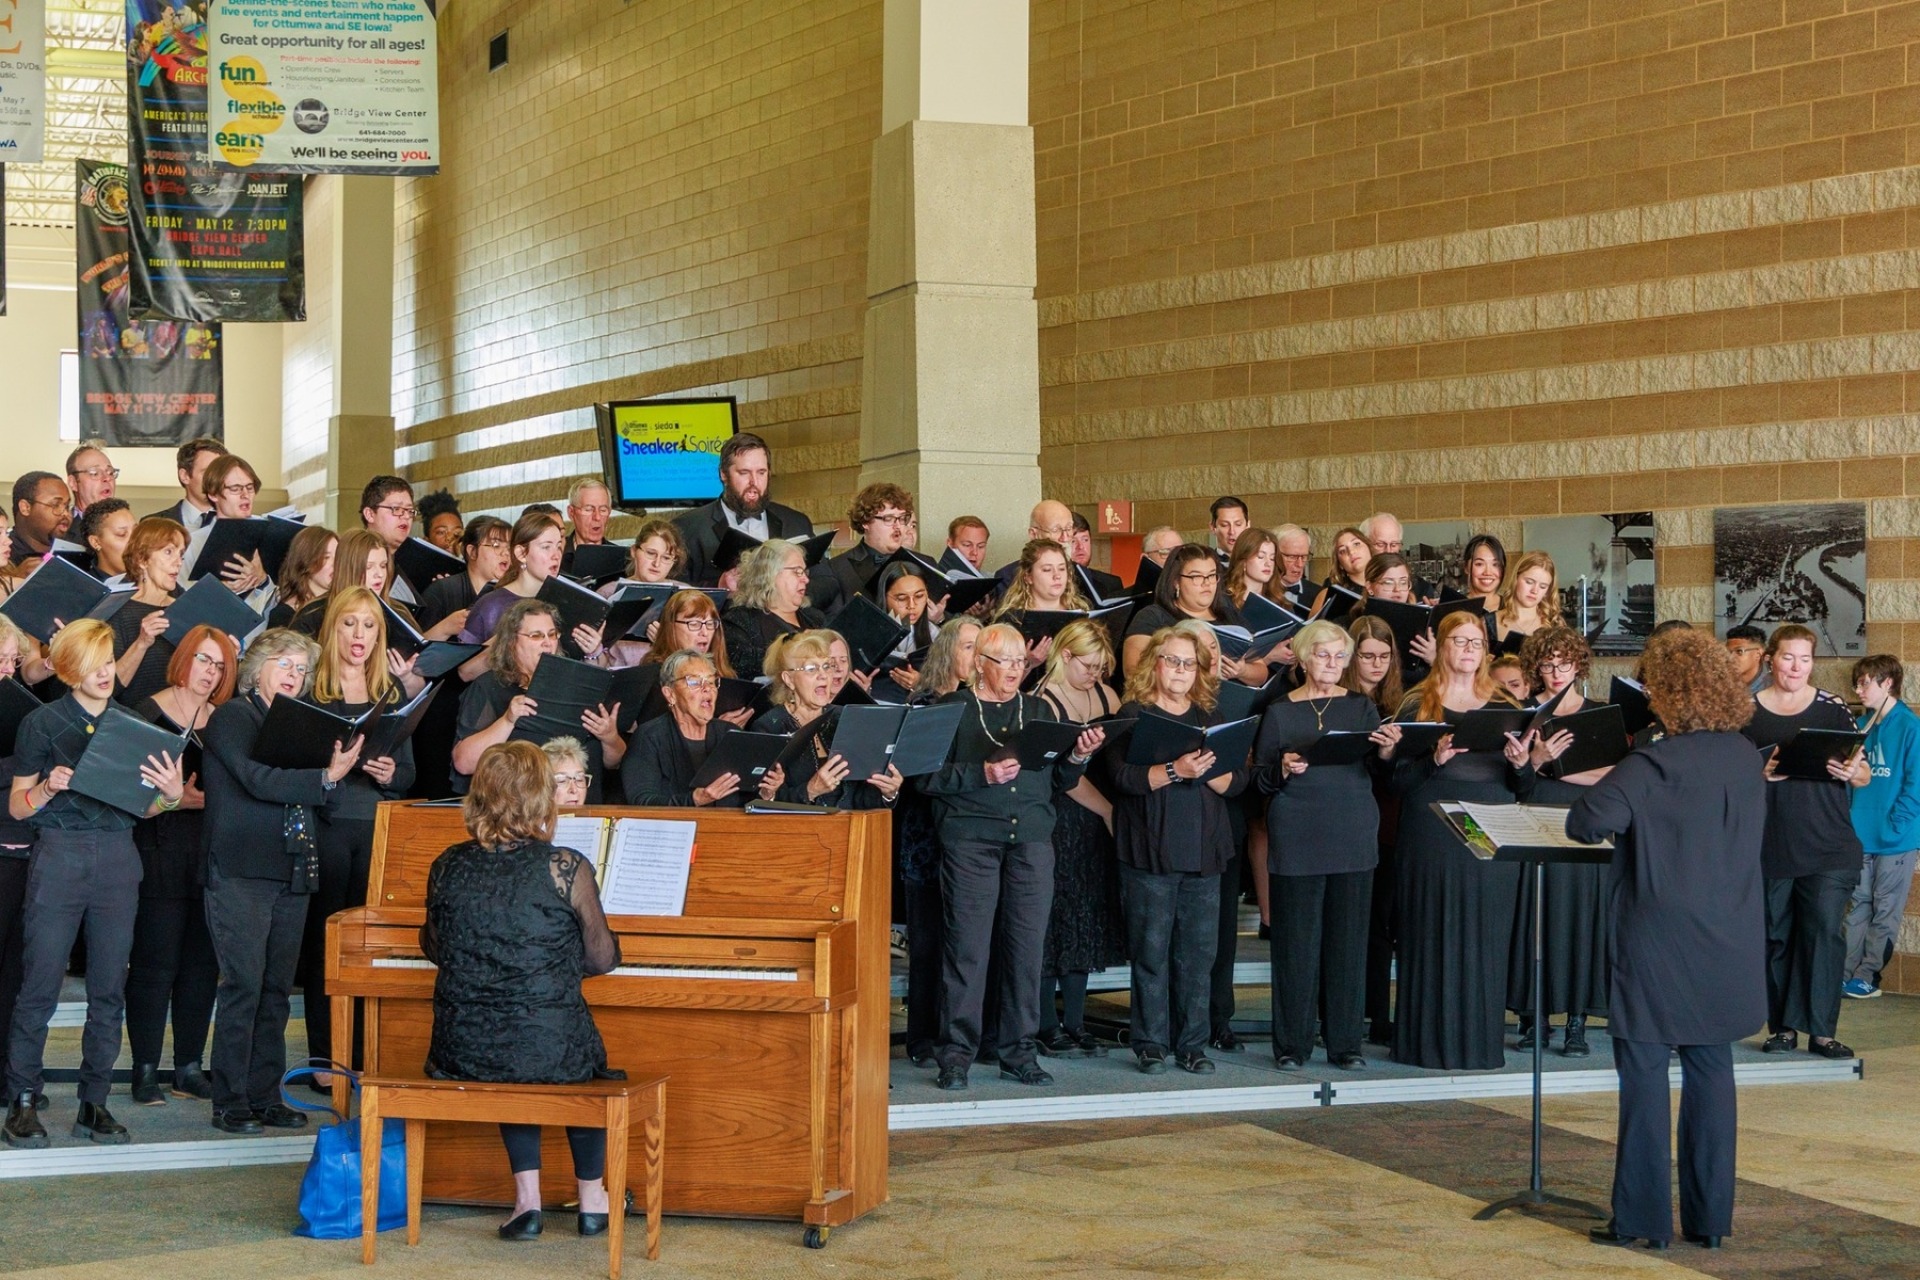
1307,694,1336,731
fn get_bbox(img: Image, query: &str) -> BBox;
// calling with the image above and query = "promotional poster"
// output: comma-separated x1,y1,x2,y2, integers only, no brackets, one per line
595,398,739,509
207,0,439,175
126,0,305,322
77,159,225,446
0,0,45,163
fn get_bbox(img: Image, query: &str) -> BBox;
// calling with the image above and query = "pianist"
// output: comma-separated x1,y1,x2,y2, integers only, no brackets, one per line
422,740,623,1241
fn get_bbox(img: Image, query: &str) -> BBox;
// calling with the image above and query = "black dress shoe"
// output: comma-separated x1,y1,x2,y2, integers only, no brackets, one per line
211,1109,265,1135
935,1064,968,1091
73,1101,129,1144
1330,1051,1366,1069
130,1063,167,1106
3,1093,48,1149
1274,1053,1304,1070
1682,1232,1724,1249
577,1211,608,1237
906,1041,937,1068
1516,1016,1550,1050
1035,1026,1085,1058
1365,1022,1394,1047
1136,1046,1168,1075
1064,1026,1109,1058
498,1209,542,1241
171,1061,213,1101
1761,1031,1797,1053
1176,1052,1215,1075
1808,1038,1854,1060
257,1103,310,1129
1209,1027,1244,1053
1590,1224,1668,1250
998,1061,1054,1086
1561,1017,1591,1058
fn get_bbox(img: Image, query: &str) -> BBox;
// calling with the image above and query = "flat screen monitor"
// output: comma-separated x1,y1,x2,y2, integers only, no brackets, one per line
594,396,738,510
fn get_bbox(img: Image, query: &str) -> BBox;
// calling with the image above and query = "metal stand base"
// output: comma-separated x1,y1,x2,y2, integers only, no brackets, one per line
1474,1189,1609,1221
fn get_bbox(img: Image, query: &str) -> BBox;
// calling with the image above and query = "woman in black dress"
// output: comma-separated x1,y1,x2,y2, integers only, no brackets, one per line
722,540,824,679
422,740,623,1241
1345,615,1405,1045
1121,543,1263,687
1031,620,1125,1058
1256,620,1399,1069
1506,625,1612,1057
1458,534,1507,612
126,624,236,1105
1568,628,1767,1251
267,525,336,631
620,650,782,808
874,562,939,698
1391,608,1535,1070
110,517,189,706
1104,621,1248,1075
1743,623,1867,1060
750,632,901,808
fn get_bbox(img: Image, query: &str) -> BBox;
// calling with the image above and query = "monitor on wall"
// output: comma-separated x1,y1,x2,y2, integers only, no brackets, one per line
594,396,738,511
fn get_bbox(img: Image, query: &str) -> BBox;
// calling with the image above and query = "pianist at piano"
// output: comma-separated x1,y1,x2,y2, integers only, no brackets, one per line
420,741,621,1239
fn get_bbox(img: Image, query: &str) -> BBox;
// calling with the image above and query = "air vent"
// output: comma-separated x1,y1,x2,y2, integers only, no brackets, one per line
488,30,508,71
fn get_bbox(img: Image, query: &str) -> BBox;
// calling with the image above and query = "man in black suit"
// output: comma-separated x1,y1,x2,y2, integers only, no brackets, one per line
991,499,1079,595
1209,495,1249,570
149,437,227,530
808,482,915,614
673,431,815,587
1274,524,1315,610
1069,510,1126,601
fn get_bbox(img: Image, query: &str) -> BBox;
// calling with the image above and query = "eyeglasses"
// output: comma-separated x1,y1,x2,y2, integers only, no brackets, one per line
29,497,72,513
191,653,227,673
1726,645,1762,657
1309,649,1351,663
676,675,719,690
779,564,810,577
271,658,311,676
479,538,510,551
1033,525,1075,540
220,481,259,497
678,617,718,632
552,772,592,788
573,505,611,518
867,512,912,529
788,662,827,675
1178,571,1219,584
372,504,417,519
517,629,561,644
1157,654,1199,671
1538,659,1576,674
979,654,1025,669
1447,637,1485,651
1279,552,1310,562
70,466,120,482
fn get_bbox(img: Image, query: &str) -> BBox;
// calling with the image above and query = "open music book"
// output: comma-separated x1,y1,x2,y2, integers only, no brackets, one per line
1439,802,1613,860
598,817,699,916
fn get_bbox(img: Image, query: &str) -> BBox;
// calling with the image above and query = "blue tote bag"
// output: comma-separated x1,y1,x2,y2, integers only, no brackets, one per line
281,1062,407,1240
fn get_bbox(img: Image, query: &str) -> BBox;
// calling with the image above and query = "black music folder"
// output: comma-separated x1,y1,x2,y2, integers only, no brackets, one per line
1540,703,1629,777
509,653,616,747
536,574,613,648
712,527,835,575
359,684,441,761
890,701,968,776
1012,602,1132,643
1359,597,1439,662
1310,582,1364,621
828,701,967,779
1301,730,1380,767
1765,728,1867,782
564,542,630,586
1124,710,1259,781
1216,670,1288,722
378,597,428,658
599,582,667,640
86,590,135,625
823,594,912,675
0,555,114,642
1609,676,1656,737
717,675,773,720
1449,706,1538,753
251,697,377,770
1388,721,1454,756
189,516,304,583
162,577,263,647
68,706,191,816
986,718,1088,771
394,537,465,594
689,729,791,789
0,678,42,756
1240,591,1309,633
412,640,484,680
1208,619,1302,662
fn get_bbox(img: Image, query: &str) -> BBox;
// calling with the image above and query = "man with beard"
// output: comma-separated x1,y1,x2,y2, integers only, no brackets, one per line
674,431,816,587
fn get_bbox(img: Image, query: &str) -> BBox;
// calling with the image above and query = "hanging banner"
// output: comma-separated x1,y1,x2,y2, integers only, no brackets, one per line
207,0,439,175
0,0,45,163
126,0,304,322
77,159,224,447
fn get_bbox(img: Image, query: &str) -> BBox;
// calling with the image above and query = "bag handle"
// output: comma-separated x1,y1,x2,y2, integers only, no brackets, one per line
279,1058,361,1122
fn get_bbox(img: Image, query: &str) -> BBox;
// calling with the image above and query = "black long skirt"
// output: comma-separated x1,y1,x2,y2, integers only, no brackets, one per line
1506,777,1609,1020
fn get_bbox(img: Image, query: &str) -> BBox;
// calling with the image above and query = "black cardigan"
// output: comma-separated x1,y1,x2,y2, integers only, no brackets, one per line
201,693,335,882
618,715,745,808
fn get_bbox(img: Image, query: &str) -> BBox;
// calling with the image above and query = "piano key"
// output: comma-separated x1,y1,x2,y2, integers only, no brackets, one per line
370,956,798,981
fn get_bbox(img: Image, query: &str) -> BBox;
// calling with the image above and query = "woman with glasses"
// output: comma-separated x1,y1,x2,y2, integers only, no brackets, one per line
267,525,337,631
456,512,609,674
195,456,271,597
451,599,624,799
620,650,784,808
602,519,690,668
1122,544,1262,686
1345,614,1408,1046
1490,550,1561,658
1311,526,1373,615
123,625,237,1106
109,518,191,707
1358,552,1441,682
1504,626,1611,1057
1104,621,1247,1075
750,632,902,808
542,738,593,808
616,589,746,736
723,539,825,681
1390,609,1537,1071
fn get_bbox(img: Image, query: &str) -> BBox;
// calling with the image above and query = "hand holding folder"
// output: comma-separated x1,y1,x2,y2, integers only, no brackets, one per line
68,707,190,816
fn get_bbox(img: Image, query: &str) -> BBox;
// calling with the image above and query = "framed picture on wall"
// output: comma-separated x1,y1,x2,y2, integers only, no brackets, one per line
1712,502,1866,657
1399,521,1476,599
1522,512,1656,656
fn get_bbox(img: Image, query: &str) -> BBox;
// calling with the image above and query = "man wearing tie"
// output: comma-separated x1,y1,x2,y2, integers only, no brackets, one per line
151,437,228,530
673,431,815,588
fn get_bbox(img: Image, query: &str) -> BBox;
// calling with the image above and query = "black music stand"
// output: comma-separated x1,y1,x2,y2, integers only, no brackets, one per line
1431,803,1611,1223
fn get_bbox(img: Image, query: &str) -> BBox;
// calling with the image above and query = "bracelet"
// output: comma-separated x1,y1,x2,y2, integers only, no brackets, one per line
25,783,44,813
1163,762,1178,785
156,794,182,813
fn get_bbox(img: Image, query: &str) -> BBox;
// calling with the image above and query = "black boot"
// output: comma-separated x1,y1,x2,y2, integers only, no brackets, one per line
1562,1015,1590,1058
3,1092,48,1149
131,1063,167,1106
172,1061,213,1101
73,1100,129,1144
1516,1015,1549,1050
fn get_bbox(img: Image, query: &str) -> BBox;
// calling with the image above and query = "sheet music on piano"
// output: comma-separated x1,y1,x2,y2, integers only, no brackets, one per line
552,815,612,879
600,818,698,916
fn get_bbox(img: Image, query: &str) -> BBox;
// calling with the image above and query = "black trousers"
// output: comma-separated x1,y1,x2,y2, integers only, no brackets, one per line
1118,863,1219,1056
500,1123,608,1180
125,894,219,1067
1208,849,1242,1035
0,856,27,1085
205,869,309,1112
1612,1037,1737,1241
5,831,141,1105
1269,870,1371,1062
300,816,376,1068
1764,870,1852,1039
936,837,1051,1071
903,875,945,1054
1363,846,1397,1036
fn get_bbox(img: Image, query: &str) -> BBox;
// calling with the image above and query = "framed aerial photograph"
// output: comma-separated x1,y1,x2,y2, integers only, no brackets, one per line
1712,503,1866,657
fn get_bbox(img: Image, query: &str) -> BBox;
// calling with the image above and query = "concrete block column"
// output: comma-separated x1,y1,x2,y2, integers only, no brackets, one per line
324,176,397,529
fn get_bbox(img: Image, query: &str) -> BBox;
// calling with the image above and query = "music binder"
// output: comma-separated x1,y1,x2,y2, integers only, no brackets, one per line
0,554,114,642
394,537,465,594
1208,618,1302,662
67,706,191,816
888,701,968,776
1764,728,1867,782
826,703,953,779
551,815,612,879
1448,705,1538,752
0,678,44,756
599,582,666,640
1535,703,1629,778
1011,602,1132,643
1123,710,1259,781
377,597,428,659
1311,582,1363,621
1216,670,1288,722
251,696,377,770
359,684,442,762
718,676,773,719
412,640,484,680
509,653,616,748
162,577,264,647
187,516,304,583
712,526,835,575
564,542,630,586
1434,801,1613,863
85,590,135,624
1388,720,1454,756
1608,676,1655,737
1301,730,1380,767
822,594,912,675
1240,590,1309,634
688,729,791,790
987,718,1088,771
536,574,614,649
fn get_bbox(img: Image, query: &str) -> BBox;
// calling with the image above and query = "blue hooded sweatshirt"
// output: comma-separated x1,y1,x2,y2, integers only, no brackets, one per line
1852,698,1920,856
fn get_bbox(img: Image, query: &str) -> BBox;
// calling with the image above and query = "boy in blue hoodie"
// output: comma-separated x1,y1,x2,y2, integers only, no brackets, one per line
1845,655,1920,997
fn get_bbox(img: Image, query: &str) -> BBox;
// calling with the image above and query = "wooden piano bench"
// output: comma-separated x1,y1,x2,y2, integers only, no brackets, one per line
357,1073,668,1279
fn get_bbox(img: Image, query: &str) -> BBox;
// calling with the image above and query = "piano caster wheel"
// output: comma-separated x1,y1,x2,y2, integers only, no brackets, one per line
803,1225,830,1249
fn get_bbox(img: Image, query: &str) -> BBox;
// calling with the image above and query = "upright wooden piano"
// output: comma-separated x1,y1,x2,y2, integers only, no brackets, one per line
326,803,890,1248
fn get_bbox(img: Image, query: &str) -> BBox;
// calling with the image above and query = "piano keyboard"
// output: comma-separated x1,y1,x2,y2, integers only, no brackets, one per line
370,957,799,982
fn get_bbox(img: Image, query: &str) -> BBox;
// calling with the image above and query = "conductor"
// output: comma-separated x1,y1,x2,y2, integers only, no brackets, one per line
1565,629,1766,1252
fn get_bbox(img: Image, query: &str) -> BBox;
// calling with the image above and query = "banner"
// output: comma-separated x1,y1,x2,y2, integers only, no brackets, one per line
207,0,439,175
126,0,304,322
77,159,224,447
0,0,44,163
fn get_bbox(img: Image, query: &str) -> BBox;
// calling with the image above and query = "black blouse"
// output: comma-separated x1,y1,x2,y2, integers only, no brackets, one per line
1255,691,1381,876
451,672,521,795
619,715,744,807
1391,693,1533,795
920,689,1088,845
132,697,208,897
1743,691,1865,878
1103,700,1249,875
110,596,179,707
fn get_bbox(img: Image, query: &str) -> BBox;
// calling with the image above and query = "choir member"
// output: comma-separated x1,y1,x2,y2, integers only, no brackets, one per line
417,489,464,556
300,589,417,1071
1843,655,1920,997
451,600,623,796
1489,654,1531,703
126,625,236,1105
995,501,1080,594
1223,527,1281,610
1139,526,1182,574
1508,626,1610,1056
751,631,901,808
598,518,689,668
79,499,135,586
1725,624,1769,694
267,524,337,630
8,472,71,567
994,537,1089,665
1256,619,1398,1068
65,442,119,518
875,561,938,694
1273,525,1315,609
1069,511,1127,602
1390,609,1534,1070
4,621,186,1148
1489,549,1560,657
673,431,816,588
197,455,272,594
921,623,1104,1089
619,650,782,808
1104,621,1246,1073
1745,623,1866,1060
723,538,825,679
1122,544,1260,685
945,516,991,574
561,479,614,571
111,517,190,706
415,515,510,635
456,513,607,667
1359,552,1438,679
1031,621,1124,1059
152,437,225,530
809,483,915,614
617,589,745,737
1310,526,1371,613
1208,496,1249,561
422,741,623,1241
542,737,593,808
1459,534,1507,611
357,477,418,563
1568,628,1766,1252
1344,614,1405,1045
0,621,34,1102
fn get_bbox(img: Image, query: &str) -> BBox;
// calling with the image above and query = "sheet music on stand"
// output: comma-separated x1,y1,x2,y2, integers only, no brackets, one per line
552,815,612,879
600,817,698,916
1444,802,1613,859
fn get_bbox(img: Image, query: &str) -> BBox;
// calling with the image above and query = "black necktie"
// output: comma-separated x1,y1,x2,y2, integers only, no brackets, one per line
200,509,214,529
